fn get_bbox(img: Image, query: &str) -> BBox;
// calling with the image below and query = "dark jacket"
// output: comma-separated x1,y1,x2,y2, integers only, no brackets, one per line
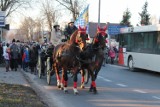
64,25,77,39
10,43,19,59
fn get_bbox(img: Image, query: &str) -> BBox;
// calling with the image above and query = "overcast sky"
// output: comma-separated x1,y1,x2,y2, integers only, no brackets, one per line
8,0,160,29
88,0,160,26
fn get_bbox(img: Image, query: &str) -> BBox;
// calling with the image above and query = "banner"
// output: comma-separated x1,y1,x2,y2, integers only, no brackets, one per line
74,5,89,33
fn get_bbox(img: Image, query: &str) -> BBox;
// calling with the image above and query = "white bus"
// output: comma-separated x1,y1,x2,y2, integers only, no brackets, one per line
117,24,160,72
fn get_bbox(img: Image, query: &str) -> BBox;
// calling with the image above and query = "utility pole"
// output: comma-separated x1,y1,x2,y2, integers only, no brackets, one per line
98,0,101,26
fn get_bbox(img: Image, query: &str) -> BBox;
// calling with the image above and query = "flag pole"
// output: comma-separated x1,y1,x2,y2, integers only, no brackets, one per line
98,0,101,26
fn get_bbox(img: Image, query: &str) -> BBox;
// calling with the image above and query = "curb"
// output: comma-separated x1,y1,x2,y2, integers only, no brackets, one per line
21,70,60,107
21,70,49,107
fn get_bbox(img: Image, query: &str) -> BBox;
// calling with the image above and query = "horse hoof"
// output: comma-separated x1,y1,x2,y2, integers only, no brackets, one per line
61,87,64,90
57,85,61,89
64,88,68,93
89,88,93,92
93,87,97,94
81,85,85,89
73,88,79,95
74,92,79,95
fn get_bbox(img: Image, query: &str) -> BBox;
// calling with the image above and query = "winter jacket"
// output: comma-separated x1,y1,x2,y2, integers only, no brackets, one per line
64,25,77,39
22,49,30,63
108,49,116,58
10,43,19,59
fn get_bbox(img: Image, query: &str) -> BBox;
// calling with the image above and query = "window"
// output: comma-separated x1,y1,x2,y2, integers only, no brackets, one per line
119,31,160,54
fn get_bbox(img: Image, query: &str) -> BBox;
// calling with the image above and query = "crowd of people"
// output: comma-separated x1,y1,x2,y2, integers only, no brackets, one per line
1,39,41,72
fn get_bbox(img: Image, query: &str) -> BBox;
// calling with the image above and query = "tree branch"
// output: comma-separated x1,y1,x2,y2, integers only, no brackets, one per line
54,0,73,12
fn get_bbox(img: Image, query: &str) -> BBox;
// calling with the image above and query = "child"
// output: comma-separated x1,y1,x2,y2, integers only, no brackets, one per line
4,43,10,72
22,47,30,72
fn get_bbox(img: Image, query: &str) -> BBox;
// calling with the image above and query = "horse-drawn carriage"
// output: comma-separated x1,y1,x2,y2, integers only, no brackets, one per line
36,43,55,85
36,26,107,94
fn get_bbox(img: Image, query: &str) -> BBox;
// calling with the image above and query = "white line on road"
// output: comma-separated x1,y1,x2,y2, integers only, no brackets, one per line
133,89,147,94
97,76,103,79
152,96,160,100
103,79,112,82
97,76,112,82
116,83,127,87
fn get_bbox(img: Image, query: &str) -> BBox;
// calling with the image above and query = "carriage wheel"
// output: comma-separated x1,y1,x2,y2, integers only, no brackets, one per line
37,55,42,79
84,69,90,84
47,57,51,85
47,71,51,85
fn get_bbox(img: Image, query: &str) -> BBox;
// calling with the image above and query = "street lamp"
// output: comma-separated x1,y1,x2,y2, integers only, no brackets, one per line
98,0,101,26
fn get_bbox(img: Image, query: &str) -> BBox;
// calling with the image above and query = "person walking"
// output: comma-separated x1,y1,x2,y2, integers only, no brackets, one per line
10,39,19,71
108,47,116,64
4,43,11,72
64,19,77,40
103,46,109,66
22,46,30,72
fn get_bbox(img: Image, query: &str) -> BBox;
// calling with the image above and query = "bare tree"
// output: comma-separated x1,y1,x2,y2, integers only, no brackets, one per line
19,17,36,41
55,0,86,20
19,16,45,42
0,0,32,17
34,17,44,42
40,0,60,41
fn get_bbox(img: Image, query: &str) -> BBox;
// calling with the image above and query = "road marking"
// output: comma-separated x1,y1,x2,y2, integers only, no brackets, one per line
97,76,103,79
103,79,112,82
116,83,127,87
152,96,160,100
97,76,112,82
133,89,147,93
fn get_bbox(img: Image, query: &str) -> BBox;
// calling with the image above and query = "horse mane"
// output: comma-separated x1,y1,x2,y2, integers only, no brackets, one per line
69,30,78,44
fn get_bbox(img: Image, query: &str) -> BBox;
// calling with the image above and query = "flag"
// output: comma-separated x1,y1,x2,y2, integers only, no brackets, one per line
74,5,89,33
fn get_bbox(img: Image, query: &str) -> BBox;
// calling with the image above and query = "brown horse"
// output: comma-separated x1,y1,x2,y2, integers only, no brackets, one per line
52,26,88,94
80,26,107,93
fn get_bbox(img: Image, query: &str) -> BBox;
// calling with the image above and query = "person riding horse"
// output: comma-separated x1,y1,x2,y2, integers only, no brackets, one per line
64,19,78,40
50,22,63,46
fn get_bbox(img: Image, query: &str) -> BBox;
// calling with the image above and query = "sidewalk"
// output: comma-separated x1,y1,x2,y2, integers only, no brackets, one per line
0,67,48,107
0,67,30,86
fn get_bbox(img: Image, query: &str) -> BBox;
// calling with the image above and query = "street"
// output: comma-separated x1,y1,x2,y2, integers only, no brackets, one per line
23,64,160,107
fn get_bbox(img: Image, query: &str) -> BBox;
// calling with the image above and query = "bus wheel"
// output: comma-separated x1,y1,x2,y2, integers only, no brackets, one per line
128,57,134,71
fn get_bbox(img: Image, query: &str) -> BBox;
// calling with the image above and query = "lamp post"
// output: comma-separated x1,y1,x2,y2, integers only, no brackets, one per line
98,0,101,26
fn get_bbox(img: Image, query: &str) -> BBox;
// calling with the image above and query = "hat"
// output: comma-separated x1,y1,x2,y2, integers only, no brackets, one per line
68,19,75,24
12,39,16,43
53,22,59,27
16,40,20,42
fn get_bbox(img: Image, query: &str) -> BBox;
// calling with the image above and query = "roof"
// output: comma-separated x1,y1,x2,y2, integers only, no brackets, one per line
120,24,160,33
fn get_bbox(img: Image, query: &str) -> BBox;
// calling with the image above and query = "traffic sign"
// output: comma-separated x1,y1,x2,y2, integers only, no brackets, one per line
108,24,126,35
0,11,5,27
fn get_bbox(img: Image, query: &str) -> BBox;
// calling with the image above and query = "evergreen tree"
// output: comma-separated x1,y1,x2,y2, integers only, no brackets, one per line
120,8,132,27
139,1,150,25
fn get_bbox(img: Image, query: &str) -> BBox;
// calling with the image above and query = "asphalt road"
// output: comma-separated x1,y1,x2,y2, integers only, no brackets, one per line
23,64,160,107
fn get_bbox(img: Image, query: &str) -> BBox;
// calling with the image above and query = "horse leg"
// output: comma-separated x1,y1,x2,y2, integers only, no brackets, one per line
62,68,68,93
89,70,97,94
54,65,61,88
80,69,85,89
73,68,79,95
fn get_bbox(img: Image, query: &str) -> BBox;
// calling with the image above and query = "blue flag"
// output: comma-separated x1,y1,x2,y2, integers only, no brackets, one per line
74,5,89,33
